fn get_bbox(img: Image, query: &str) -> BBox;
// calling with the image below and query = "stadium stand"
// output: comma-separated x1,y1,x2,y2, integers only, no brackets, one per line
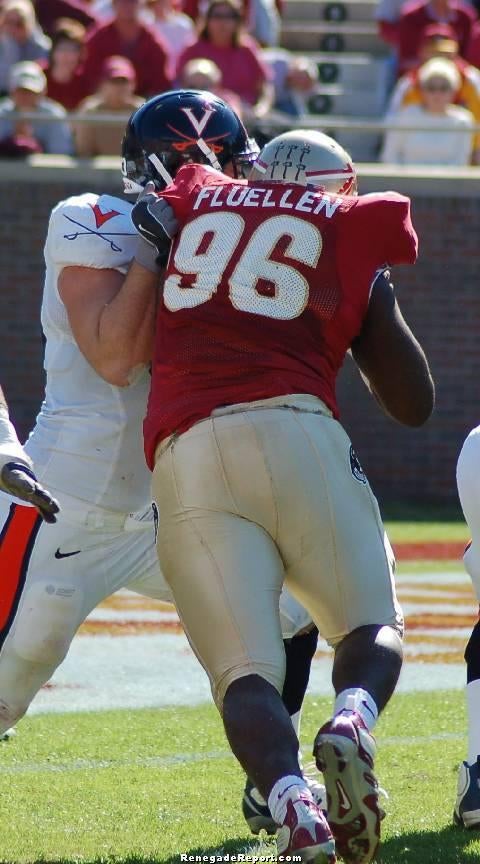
275,0,390,159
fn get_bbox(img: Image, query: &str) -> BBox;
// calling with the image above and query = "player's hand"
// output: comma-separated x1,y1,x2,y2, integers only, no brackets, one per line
131,188,178,267
0,463,60,523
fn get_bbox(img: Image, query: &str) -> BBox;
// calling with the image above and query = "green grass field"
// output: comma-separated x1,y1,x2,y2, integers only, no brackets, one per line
1,690,478,864
0,512,475,864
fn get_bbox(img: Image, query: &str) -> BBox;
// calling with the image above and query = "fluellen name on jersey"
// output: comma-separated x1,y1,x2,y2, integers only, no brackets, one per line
192,184,342,218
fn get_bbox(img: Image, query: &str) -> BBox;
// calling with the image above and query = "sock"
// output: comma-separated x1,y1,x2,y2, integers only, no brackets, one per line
268,774,310,825
467,679,480,765
334,687,379,732
290,709,301,739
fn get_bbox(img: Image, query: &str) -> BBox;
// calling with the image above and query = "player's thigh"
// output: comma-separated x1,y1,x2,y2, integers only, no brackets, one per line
457,426,480,597
121,507,172,603
457,427,480,533
152,448,286,707
258,410,401,646
0,500,107,665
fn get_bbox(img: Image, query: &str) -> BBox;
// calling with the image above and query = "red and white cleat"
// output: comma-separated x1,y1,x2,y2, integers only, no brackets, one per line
276,792,336,863
314,714,381,864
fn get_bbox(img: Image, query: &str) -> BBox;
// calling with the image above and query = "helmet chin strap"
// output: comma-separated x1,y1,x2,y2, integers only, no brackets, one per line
197,137,222,171
148,152,173,187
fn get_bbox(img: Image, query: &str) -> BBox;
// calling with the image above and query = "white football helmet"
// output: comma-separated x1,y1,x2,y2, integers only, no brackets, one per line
250,129,357,195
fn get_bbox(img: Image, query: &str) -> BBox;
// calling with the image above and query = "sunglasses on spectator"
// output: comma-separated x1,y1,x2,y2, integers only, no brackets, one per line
5,16,27,27
422,81,452,92
209,11,239,18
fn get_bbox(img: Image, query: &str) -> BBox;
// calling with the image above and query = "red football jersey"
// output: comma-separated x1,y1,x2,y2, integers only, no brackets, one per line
144,164,418,467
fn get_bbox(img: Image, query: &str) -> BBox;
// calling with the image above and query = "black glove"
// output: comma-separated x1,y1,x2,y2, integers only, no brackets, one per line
1,462,59,523
131,191,179,267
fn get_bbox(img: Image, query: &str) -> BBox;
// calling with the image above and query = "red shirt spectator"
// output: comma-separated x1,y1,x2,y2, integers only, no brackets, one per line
34,0,98,37
177,36,269,104
397,0,477,74
42,19,90,110
176,0,270,107
85,0,171,97
467,20,480,67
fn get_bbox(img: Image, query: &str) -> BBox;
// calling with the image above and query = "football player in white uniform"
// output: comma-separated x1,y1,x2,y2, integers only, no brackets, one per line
0,93,321,828
455,426,480,829
0,386,58,522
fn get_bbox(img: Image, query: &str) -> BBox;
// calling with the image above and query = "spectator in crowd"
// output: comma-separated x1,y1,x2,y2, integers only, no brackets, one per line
397,0,477,75
181,0,281,45
380,56,474,164
179,56,243,114
34,0,98,38
43,18,89,109
467,18,480,66
0,0,50,95
262,46,318,115
85,0,171,97
75,55,142,155
146,0,195,70
387,23,480,161
176,0,273,115
0,60,74,154
376,0,403,47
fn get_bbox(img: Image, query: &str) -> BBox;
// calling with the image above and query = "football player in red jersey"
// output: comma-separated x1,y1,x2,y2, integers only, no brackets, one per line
123,92,329,837
130,129,434,862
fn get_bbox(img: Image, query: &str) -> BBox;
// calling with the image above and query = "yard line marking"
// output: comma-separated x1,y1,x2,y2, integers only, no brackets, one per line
2,732,465,775
2,749,233,774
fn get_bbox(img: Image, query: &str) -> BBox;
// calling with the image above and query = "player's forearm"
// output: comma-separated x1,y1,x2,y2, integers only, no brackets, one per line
96,263,159,386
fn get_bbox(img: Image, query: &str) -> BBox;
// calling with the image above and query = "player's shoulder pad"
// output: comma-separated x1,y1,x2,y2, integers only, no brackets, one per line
349,191,418,265
163,163,228,220
47,192,138,271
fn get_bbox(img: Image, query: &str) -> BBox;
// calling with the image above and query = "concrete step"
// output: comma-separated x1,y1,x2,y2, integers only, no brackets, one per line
304,52,388,90
283,0,377,23
280,20,383,53
308,86,385,116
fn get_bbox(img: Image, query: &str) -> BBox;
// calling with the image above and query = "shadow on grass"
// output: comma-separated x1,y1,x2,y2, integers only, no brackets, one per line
377,823,479,864
12,837,262,864
9,827,480,864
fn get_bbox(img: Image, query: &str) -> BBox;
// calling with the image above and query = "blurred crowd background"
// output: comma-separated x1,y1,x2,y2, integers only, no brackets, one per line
1,0,480,163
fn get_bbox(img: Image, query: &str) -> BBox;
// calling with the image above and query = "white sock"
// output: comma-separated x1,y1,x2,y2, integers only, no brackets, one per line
467,679,480,765
268,774,310,825
290,709,301,739
334,688,379,732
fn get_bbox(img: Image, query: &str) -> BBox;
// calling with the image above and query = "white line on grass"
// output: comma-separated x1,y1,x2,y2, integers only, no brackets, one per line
2,731,464,775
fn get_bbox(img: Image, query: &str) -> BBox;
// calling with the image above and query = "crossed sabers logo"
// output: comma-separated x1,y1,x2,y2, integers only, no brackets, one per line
269,143,311,181
63,203,134,252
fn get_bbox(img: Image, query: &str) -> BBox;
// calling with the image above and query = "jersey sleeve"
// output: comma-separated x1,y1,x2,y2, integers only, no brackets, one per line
349,192,418,267
46,193,139,273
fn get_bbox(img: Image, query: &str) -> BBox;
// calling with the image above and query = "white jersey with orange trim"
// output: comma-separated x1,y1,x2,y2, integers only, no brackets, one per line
25,193,152,513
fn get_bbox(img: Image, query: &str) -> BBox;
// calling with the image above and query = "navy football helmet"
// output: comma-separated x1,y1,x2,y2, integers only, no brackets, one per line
122,89,259,192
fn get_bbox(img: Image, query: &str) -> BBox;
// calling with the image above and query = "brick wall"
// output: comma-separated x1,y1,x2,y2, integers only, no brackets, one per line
1,159,479,507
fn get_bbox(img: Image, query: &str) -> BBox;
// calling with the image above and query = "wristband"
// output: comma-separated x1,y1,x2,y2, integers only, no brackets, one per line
134,236,160,274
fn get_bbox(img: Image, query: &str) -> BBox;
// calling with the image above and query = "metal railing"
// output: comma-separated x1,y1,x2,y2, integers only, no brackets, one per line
5,109,480,136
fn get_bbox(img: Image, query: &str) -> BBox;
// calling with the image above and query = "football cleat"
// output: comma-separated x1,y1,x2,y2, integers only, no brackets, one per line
242,775,327,836
313,714,381,864
242,778,277,835
454,758,480,829
0,727,16,742
276,793,336,863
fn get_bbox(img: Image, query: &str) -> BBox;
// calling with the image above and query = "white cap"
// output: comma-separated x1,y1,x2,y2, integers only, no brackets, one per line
418,57,461,91
9,61,46,94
